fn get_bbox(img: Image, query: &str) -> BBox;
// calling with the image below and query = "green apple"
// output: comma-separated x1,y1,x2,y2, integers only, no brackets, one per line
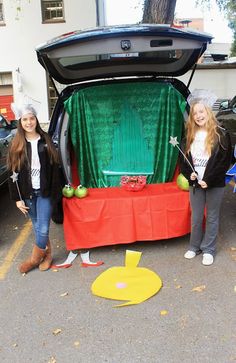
74,185,89,198
62,184,75,198
176,173,189,191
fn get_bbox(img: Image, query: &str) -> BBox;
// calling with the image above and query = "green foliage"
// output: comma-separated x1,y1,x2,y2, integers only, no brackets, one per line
183,0,236,56
230,32,236,56
225,0,236,55
190,1,236,54
196,0,232,12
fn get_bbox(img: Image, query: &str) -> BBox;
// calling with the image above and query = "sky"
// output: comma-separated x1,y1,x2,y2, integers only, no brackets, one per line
105,0,233,43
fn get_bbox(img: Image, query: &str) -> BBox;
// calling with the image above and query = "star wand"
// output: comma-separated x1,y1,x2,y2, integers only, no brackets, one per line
10,171,28,217
169,136,197,176
10,171,23,200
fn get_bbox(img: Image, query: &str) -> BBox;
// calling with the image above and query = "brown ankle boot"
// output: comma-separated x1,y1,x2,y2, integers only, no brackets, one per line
19,245,46,274
39,241,53,271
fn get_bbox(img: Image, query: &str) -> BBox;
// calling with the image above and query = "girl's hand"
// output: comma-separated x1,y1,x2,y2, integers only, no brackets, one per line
198,180,208,189
190,172,198,181
16,200,29,215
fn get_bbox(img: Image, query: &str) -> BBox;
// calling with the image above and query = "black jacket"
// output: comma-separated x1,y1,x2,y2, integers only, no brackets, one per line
8,137,63,202
180,126,232,188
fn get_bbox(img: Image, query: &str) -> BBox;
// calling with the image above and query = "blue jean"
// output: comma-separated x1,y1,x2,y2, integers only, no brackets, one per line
25,190,52,249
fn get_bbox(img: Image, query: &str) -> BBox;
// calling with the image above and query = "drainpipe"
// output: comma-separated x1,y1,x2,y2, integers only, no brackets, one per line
96,0,107,26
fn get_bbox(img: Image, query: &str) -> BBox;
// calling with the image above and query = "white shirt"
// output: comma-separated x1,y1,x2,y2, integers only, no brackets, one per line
190,130,209,180
27,137,41,190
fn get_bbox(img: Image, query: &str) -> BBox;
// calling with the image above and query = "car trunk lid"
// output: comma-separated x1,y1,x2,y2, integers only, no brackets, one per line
36,24,213,86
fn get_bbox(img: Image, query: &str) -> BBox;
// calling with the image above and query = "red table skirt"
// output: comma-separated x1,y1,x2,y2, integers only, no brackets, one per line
63,183,191,250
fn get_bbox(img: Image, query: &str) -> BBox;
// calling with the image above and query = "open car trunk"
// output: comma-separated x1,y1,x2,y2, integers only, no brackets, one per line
36,24,213,249
57,78,192,249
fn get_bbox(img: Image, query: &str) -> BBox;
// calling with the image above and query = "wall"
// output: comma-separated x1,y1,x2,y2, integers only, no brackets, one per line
178,62,236,100
0,0,99,122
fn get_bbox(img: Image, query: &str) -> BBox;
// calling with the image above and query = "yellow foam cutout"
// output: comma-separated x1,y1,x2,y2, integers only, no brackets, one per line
91,250,162,307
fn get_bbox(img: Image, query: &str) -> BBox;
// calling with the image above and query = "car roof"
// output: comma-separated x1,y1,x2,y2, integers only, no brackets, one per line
36,24,213,84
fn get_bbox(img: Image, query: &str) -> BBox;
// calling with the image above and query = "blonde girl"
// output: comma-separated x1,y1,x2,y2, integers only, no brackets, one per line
181,100,232,265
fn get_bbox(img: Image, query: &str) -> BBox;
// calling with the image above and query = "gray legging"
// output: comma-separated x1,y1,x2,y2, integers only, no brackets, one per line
189,186,225,256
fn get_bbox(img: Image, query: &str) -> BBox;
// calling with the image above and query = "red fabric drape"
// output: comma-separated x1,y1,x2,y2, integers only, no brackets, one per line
63,183,191,250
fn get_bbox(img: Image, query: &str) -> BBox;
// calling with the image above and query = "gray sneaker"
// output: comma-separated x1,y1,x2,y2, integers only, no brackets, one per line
202,253,214,266
184,250,196,259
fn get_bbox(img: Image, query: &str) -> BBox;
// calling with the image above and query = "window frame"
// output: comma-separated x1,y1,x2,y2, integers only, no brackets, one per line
0,0,5,26
41,0,65,24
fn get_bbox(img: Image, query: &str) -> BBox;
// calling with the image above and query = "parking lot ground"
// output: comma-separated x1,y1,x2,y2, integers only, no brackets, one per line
0,184,235,363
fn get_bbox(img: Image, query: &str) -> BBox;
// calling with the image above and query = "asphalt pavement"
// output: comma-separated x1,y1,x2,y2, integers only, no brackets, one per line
0,183,235,363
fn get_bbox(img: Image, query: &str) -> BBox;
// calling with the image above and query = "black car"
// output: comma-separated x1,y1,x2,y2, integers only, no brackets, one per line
0,114,17,186
36,24,213,185
35,24,213,247
216,96,236,149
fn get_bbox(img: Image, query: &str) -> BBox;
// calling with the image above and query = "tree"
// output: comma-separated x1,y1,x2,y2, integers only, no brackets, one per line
142,0,235,28
231,35,236,56
226,1,236,55
142,0,177,24
197,1,236,56
196,0,231,12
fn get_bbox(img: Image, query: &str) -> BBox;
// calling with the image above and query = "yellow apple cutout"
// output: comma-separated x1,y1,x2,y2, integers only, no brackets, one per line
91,250,162,307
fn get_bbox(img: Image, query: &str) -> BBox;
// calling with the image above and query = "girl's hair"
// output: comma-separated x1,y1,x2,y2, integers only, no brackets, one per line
7,117,58,171
185,102,220,156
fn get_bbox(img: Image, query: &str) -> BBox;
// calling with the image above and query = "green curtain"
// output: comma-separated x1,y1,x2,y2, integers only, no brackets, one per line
64,81,186,188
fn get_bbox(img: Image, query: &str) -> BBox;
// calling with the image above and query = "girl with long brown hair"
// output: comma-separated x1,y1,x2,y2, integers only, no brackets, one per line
181,94,232,265
8,104,62,273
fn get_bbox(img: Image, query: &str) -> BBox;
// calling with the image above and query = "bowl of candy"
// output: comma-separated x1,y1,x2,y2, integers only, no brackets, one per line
120,175,147,191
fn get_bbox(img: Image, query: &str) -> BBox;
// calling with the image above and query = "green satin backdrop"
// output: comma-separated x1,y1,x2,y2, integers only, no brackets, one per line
64,81,186,187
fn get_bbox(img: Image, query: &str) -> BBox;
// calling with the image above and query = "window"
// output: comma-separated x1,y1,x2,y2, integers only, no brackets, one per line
47,76,65,117
41,1,64,23
47,77,58,117
0,0,5,25
0,72,12,86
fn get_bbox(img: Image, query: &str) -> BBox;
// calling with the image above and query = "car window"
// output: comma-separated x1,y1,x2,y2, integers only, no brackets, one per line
59,49,186,69
0,114,7,128
0,128,11,139
0,115,11,139
228,96,236,109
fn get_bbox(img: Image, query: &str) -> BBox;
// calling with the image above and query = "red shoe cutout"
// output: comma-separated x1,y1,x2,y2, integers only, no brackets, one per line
50,263,72,269
81,261,104,268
